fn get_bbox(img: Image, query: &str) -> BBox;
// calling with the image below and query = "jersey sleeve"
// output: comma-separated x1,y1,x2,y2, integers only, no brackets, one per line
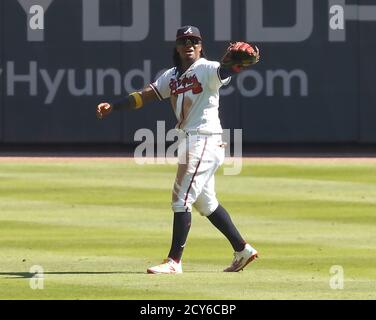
150,68,174,100
206,61,231,91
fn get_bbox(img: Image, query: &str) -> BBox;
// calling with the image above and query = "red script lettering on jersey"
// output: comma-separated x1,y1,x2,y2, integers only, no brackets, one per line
169,75,203,95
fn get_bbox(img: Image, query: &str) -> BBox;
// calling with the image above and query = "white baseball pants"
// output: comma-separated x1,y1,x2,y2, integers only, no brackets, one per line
171,133,225,216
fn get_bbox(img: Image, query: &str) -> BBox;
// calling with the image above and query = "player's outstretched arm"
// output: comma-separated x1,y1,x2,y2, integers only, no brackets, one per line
96,85,159,120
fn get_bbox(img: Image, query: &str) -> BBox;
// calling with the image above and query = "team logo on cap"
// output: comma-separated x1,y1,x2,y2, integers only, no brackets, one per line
184,27,193,34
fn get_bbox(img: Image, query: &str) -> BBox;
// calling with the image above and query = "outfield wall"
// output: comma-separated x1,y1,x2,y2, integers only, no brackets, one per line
0,0,375,144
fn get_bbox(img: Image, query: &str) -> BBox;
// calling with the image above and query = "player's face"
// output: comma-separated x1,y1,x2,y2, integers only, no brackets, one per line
176,37,202,64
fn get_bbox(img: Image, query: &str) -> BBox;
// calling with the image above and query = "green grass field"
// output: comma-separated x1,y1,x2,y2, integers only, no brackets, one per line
0,158,375,300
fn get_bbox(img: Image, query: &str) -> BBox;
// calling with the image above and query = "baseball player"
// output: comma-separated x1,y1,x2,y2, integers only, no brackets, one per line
96,26,260,274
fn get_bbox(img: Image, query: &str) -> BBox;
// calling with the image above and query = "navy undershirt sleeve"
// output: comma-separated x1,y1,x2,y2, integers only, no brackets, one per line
218,67,235,80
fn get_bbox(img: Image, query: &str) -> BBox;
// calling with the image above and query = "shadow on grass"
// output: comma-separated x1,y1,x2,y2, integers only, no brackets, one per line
0,270,221,278
0,271,145,279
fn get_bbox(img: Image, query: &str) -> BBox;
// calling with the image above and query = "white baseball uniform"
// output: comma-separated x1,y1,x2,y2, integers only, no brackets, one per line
150,58,231,215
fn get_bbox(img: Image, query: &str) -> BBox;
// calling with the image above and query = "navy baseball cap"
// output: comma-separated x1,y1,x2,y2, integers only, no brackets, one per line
176,26,202,40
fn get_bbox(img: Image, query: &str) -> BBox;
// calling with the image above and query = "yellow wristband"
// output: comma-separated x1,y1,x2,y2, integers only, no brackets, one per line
130,92,143,109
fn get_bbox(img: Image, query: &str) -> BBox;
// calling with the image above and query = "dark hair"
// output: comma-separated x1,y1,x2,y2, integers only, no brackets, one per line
173,47,207,76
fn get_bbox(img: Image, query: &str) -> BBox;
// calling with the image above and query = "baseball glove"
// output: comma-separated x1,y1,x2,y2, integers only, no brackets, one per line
221,42,260,73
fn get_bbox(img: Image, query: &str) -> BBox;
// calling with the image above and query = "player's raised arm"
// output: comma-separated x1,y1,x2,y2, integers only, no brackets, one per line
96,85,159,120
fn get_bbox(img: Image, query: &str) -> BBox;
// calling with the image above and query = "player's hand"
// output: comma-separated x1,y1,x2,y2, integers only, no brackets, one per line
96,102,113,119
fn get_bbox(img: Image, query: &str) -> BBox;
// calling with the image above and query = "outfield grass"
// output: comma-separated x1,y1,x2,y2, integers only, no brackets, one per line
0,158,375,299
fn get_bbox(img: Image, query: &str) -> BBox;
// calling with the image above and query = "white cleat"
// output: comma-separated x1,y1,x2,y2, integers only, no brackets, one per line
147,258,183,274
224,243,258,272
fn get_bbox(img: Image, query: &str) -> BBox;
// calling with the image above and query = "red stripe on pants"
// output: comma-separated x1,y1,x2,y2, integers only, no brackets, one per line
183,138,208,212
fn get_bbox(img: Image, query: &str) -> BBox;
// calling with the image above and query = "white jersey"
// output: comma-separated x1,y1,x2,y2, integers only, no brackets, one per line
150,58,231,134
